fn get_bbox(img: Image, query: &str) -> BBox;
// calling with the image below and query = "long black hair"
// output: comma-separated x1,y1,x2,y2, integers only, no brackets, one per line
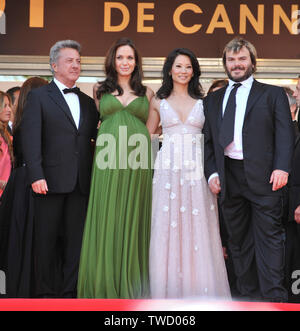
156,48,204,100
96,38,146,99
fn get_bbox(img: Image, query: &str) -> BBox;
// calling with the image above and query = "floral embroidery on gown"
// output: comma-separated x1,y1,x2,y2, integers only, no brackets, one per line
149,99,231,299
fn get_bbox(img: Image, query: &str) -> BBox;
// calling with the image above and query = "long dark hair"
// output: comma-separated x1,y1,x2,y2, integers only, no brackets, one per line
156,48,204,100
13,77,48,133
0,91,13,163
96,38,146,99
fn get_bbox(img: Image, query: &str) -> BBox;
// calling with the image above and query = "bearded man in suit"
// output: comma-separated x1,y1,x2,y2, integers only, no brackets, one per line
21,40,99,298
203,37,294,302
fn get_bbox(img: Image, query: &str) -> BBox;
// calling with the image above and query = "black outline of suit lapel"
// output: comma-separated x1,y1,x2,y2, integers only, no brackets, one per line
244,80,266,119
77,92,86,131
295,134,300,147
216,85,228,131
47,81,78,130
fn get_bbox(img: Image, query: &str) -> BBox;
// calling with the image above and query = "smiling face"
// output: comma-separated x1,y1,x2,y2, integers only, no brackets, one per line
115,45,136,78
170,54,193,86
51,48,81,87
225,46,254,82
0,96,12,124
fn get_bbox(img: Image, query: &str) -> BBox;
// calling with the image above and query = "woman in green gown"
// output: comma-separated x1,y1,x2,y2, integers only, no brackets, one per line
77,38,154,298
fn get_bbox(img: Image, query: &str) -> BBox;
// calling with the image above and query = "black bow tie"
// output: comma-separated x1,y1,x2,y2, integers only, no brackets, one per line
63,87,80,95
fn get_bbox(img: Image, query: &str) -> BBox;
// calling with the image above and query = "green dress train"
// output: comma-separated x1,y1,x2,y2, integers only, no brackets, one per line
77,94,152,298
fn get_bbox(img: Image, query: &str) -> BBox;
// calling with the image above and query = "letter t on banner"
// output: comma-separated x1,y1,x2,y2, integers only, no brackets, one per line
30,0,44,28
0,0,5,13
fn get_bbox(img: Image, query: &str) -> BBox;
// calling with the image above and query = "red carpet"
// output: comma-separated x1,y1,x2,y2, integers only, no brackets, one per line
0,299,299,311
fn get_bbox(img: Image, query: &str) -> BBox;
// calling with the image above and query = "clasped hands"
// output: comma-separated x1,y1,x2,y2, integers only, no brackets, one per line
208,169,289,195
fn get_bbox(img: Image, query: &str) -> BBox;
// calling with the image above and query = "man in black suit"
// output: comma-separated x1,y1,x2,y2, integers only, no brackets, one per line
203,38,294,302
285,75,300,302
283,86,299,136
21,40,99,298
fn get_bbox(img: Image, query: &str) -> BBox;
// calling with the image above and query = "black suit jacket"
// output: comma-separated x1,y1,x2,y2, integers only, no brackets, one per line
6,124,12,136
21,81,99,195
288,129,300,221
203,79,294,200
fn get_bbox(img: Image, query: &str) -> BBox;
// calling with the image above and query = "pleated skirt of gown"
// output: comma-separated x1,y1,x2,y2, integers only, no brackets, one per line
77,107,152,299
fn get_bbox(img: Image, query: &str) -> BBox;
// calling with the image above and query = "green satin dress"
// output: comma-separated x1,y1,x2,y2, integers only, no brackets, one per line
77,94,152,298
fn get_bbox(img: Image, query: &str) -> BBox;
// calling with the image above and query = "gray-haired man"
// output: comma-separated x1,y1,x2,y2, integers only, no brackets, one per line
21,40,99,298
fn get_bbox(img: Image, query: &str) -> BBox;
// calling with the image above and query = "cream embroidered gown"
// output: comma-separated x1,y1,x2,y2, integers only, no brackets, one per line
149,99,231,299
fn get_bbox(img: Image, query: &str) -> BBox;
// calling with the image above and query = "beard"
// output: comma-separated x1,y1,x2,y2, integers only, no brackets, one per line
225,64,254,82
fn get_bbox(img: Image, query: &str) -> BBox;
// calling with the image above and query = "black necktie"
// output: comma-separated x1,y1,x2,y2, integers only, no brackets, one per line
219,83,242,149
63,87,80,95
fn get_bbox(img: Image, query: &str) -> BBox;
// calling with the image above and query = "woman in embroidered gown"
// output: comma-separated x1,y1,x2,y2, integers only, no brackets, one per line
146,48,231,299
77,38,154,298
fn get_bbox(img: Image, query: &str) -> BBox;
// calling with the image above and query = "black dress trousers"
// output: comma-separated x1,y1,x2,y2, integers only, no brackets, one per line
221,157,288,302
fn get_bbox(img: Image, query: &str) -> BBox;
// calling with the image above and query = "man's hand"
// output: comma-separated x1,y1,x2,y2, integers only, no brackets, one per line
269,170,289,191
295,205,300,224
32,179,48,195
208,176,221,195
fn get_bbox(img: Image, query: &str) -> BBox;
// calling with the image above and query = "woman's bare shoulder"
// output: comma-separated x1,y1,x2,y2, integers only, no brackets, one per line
145,86,155,102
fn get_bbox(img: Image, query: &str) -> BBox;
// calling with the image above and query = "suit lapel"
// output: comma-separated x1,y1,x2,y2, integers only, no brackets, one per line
78,92,86,131
295,134,300,147
244,80,266,119
216,86,227,131
47,81,77,130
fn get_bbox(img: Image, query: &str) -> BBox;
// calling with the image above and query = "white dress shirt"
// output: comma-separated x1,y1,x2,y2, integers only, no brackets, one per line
223,75,254,160
208,75,254,183
54,78,80,129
